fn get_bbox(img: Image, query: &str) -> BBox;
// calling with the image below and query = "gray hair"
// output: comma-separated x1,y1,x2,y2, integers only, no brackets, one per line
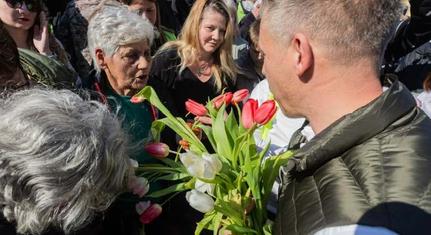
0,88,132,234
263,0,403,69
87,5,155,74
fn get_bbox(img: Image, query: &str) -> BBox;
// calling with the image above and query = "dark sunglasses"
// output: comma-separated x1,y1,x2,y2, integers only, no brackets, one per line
4,0,42,12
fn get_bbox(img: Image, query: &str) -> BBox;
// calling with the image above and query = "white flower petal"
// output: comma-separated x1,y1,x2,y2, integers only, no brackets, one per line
195,180,215,195
185,190,214,213
203,153,222,173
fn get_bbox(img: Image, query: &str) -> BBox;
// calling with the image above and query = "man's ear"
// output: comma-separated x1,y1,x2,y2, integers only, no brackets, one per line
95,49,107,69
291,33,313,78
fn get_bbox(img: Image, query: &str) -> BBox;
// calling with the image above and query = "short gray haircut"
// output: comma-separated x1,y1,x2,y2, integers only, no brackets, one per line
0,88,132,234
87,5,155,74
263,0,403,69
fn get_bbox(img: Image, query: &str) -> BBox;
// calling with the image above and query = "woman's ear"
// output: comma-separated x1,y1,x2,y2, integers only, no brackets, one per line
95,49,107,69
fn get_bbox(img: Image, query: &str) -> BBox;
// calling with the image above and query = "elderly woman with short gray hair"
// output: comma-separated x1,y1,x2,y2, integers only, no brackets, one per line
86,4,157,165
0,88,133,235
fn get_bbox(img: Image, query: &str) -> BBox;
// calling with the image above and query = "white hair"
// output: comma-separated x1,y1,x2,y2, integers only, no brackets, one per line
0,88,132,234
87,5,155,74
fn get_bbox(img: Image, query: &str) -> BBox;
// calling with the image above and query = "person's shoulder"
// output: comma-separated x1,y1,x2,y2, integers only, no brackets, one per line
152,45,181,70
155,45,179,59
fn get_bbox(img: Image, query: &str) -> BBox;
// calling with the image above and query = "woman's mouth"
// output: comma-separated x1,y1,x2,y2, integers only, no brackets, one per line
17,17,30,22
135,74,148,82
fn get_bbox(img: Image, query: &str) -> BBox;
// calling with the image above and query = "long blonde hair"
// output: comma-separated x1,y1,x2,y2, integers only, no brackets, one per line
158,0,236,91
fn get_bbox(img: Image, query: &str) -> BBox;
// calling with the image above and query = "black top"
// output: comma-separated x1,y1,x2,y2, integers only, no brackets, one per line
148,47,235,119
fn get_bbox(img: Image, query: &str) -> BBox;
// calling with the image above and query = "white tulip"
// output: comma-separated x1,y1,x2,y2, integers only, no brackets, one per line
195,179,215,196
186,189,215,213
180,151,222,180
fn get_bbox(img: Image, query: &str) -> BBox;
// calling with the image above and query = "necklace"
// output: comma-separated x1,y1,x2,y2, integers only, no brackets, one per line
197,62,212,77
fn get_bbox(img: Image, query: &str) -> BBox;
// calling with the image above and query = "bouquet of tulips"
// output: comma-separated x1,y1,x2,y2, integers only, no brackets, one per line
131,87,293,235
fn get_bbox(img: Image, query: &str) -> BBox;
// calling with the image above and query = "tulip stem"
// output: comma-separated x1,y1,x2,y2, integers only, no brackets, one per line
169,150,179,155
160,191,181,207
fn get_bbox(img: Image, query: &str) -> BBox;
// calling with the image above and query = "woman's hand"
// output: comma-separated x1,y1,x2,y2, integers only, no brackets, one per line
33,12,52,56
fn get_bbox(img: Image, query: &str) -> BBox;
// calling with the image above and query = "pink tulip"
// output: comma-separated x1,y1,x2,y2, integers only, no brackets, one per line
144,142,170,159
130,96,145,104
137,202,162,224
241,99,258,129
232,89,249,104
128,176,150,198
213,92,233,109
185,99,208,116
254,100,277,125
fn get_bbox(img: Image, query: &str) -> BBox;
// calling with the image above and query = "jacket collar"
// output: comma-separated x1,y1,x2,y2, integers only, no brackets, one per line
290,81,417,172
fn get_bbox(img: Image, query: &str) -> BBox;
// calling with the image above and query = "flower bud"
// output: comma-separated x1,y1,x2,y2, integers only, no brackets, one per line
185,99,208,116
232,89,249,104
144,142,170,159
128,176,150,198
130,96,145,104
254,100,277,125
179,139,190,150
180,151,222,180
241,99,258,129
186,190,214,213
137,202,162,224
213,92,233,109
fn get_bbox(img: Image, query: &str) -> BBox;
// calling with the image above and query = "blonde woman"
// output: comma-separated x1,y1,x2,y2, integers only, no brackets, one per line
148,0,237,119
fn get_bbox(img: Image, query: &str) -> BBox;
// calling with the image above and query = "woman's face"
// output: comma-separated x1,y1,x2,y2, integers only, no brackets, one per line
102,40,152,97
198,8,227,57
0,0,38,31
128,0,157,26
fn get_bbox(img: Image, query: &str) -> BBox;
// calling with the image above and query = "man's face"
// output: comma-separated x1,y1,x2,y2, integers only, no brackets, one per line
259,16,302,117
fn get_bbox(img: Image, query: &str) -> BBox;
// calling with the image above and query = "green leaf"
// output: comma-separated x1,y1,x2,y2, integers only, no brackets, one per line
225,110,239,140
261,151,294,204
146,182,188,198
150,120,166,142
195,212,216,235
213,212,223,235
156,173,191,181
199,125,217,151
224,224,257,234
159,157,183,169
134,86,207,153
213,197,243,225
212,104,233,160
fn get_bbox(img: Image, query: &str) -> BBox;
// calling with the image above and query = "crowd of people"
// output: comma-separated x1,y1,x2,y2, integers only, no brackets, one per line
1,0,431,234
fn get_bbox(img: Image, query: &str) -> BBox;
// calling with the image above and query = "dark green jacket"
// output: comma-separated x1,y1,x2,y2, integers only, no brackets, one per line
275,81,431,235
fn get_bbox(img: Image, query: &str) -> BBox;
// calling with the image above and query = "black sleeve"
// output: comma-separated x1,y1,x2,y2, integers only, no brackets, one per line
239,13,257,42
385,0,431,61
148,49,180,117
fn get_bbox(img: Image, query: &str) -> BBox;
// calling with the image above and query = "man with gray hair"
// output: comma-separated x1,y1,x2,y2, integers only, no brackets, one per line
0,88,133,235
259,0,431,234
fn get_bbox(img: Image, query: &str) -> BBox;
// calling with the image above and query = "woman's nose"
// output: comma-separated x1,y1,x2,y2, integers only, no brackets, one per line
17,2,30,12
137,56,151,70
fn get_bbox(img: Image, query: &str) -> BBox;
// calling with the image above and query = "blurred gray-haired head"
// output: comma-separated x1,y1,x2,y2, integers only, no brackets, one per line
87,4,155,74
262,0,403,69
0,88,132,234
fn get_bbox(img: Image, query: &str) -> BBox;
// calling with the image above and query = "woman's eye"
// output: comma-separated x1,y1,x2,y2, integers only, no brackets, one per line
144,51,151,58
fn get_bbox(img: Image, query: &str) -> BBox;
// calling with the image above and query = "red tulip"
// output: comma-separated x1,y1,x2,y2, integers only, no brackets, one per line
138,203,162,224
241,99,258,129
130,96,145,104
144,142,170,159
185,99,208,116
254,100,277,125
232,89,249,104
213,92,233,109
